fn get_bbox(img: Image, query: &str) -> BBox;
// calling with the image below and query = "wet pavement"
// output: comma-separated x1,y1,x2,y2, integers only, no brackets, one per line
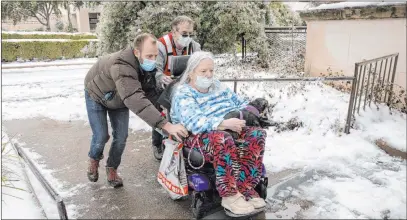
3,118,313,219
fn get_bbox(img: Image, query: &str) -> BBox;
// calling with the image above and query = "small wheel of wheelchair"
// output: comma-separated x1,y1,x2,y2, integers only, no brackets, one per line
191,192,210,219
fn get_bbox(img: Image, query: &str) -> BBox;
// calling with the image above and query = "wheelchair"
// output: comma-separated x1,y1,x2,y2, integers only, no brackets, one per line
157,56,269,219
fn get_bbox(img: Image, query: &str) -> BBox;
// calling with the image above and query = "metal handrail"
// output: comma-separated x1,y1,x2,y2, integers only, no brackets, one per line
345,53,400,133
355,53,399,65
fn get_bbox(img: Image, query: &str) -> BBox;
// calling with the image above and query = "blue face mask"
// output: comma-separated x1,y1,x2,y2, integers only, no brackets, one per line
195,76,213,90
140,59,156,72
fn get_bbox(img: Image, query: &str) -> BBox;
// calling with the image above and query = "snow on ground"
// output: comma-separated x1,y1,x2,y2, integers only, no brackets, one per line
2,62,152,132
2,58,406,219
240,81,406,219
1,134,45,219
2,58,97,68
1,132,82,219
357,107,407,153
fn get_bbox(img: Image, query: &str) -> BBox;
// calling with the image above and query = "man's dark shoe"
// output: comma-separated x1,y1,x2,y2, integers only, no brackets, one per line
153,144,164,161
106,167,123,188
87,158,100,182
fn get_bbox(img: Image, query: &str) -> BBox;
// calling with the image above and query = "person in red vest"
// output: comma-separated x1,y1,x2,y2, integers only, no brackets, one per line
152,15,201,160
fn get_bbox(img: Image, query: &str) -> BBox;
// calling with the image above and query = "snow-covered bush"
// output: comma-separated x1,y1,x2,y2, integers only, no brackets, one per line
202,2,270,66
268,2,305,26
95,2,146,55
80,41,98,58
96,2,271,66
136,1,201,38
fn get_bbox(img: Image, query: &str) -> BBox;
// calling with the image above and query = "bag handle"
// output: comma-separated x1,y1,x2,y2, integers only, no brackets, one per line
187,135,205,170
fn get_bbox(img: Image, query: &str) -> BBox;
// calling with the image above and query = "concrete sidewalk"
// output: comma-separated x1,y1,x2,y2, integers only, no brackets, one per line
3,118,309,219
3,118,192,219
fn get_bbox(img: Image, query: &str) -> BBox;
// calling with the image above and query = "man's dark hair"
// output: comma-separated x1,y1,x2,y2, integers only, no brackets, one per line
133,33,157,50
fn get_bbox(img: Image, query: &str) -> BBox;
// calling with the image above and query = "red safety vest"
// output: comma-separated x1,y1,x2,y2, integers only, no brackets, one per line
158,33,193,76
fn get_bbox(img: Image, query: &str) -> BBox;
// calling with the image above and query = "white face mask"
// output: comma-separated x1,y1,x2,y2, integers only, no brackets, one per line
195,76,213,90
177,36,192,47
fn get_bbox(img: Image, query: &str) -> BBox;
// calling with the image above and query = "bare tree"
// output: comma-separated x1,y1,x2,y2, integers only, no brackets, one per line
2,1,62,31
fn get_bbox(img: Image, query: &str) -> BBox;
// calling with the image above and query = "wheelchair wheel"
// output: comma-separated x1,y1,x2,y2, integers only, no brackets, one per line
191,192,212,219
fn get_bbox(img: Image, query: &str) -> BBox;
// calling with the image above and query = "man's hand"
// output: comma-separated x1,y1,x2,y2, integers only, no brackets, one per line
159,75,173,86
161,122,188,142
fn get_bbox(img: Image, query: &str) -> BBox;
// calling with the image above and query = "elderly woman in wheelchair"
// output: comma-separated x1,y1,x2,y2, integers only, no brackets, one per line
166,51,269,218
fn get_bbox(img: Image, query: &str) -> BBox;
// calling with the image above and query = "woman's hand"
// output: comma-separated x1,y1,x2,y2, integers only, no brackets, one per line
218,118,246,133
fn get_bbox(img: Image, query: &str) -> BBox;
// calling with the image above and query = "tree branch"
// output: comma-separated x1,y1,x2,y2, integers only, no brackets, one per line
32,13,47,26
34,4,47,20
27,5,47,26
18,8,34,20
47,3,53,18
36,9,47,20
44,2,49,14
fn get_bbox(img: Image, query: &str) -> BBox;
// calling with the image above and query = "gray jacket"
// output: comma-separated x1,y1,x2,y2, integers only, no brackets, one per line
155,39,201,83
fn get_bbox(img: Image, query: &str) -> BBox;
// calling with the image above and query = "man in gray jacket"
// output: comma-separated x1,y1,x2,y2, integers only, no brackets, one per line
84,33,188,188
152,16,201,160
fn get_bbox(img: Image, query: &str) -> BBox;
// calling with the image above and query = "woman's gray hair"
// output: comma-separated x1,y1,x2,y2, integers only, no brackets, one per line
178,51,214,85
171,51,218,98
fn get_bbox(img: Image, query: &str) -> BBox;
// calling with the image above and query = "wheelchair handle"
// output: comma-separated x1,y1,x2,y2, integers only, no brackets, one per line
155,128,186,142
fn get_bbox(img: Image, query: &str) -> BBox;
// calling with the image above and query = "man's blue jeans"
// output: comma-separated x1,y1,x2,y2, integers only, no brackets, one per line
85,90,129,169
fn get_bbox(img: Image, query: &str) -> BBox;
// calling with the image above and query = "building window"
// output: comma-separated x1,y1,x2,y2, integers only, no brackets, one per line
88,13,100,32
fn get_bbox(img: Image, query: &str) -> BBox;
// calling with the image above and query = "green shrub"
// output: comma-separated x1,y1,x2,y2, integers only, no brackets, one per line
1,33,98,40
55,21,65,32
2,40,97,62
236,42,242,53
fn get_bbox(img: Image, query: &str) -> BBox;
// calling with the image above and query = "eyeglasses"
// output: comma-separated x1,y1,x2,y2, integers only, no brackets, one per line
181,33,195,38
177,30,195,38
